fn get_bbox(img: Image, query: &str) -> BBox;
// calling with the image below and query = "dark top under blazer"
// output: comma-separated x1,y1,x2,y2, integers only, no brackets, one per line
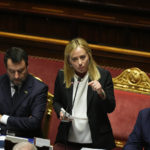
124,108,150,150
0,74,48,138
53,67,116,149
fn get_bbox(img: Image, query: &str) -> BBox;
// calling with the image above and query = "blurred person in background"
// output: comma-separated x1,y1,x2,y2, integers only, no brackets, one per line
13,142,37,150
124,108,150,150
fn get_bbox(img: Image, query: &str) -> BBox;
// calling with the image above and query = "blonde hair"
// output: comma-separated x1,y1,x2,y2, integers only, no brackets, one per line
13,142,37,150
64,37,100,88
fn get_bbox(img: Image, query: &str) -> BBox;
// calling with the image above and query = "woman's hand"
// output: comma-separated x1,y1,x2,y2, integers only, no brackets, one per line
88,80,106,99
60,110,72,122
60,110,65,120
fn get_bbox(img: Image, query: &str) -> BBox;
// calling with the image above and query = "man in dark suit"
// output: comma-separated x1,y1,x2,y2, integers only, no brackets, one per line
0,47,48,138
123,108,150,150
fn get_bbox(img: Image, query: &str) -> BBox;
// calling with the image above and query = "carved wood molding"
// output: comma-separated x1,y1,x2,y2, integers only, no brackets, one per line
115,139,126,148
113,67,150,94
34,75,53,116
47,92,53,116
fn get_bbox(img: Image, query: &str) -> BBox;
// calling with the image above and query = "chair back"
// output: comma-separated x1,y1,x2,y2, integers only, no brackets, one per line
109,67,150,149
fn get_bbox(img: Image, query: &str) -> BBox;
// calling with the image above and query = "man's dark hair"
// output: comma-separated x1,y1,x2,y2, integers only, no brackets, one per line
4,47,28,67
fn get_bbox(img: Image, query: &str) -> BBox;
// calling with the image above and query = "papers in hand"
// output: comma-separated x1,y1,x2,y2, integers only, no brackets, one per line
61,112,72,122
81,147,106,150
61,114,88,122
61,108,88,122
70,116,88,120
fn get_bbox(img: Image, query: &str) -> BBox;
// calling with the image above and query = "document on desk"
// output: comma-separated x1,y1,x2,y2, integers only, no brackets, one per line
34,137,53,150
34,137,50,147
81,148,106,150
5,135,28,143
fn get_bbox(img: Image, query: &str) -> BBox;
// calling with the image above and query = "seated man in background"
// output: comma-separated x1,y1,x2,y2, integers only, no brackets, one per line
0,47,48,138
123,108,150,150
13,141,37,150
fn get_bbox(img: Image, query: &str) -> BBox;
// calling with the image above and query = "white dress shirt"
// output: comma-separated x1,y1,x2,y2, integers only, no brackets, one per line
68,73,92,143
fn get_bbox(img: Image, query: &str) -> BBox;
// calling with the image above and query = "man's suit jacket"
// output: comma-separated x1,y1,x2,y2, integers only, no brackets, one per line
124,108,150,150
53,67,116,149
0,74,48,138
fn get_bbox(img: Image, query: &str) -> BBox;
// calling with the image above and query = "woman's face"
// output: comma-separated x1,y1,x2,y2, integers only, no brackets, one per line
69,46,89,74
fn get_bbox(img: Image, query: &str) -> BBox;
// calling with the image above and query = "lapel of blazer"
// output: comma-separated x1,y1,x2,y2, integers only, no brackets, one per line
2,75,13,109
12,75,32,113
66,78,74,114
87,78,94,110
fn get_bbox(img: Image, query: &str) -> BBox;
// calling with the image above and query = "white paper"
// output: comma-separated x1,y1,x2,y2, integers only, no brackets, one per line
81,147,106,150
69,116,88,120
5,135,28,143
35,137,50,147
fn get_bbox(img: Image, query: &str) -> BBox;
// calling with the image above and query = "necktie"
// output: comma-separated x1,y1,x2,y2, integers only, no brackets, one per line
12,85,19,102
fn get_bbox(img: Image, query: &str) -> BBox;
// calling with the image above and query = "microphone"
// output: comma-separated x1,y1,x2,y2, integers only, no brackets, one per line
62,78,81,150
71,77,81,110
61,77,81,122
78,77,81,82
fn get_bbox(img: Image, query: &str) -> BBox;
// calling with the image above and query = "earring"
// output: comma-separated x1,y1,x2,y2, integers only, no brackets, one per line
70,64,72,67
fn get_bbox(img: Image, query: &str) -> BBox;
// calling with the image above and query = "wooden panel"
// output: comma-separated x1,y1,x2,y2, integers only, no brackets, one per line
0,0,150,73
50,0,150,11
25,15,76,39
0,31,149,73
0,0,149,50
